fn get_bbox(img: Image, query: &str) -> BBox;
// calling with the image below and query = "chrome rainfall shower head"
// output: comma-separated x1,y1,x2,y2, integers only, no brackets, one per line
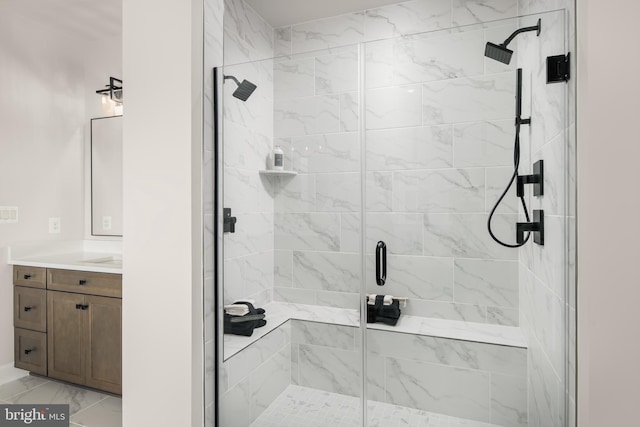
484,18,541,65
224,75,257,101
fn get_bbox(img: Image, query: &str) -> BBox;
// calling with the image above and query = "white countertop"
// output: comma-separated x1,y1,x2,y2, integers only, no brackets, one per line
8,240,122,274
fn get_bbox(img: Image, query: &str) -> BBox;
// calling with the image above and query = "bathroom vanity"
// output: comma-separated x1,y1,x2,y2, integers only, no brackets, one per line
11,249,122,395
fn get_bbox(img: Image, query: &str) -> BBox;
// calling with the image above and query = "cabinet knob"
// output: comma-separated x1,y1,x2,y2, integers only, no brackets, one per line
23,274,31,280
79,280,87,285
23,306,32,312
75,304,89,310
24,349,34,355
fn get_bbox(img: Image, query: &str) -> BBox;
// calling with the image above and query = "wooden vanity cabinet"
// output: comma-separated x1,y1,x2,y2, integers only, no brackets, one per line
13,266,122,395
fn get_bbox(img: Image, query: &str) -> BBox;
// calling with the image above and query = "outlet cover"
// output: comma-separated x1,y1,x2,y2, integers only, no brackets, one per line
49,217,61,234
0,207,18,223
102,216,112,230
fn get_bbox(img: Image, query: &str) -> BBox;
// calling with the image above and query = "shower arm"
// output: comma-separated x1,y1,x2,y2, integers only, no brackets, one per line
502,19,542,48
224,75,240,85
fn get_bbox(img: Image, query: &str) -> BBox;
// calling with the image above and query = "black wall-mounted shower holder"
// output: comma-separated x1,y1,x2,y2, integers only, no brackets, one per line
547,53,571,83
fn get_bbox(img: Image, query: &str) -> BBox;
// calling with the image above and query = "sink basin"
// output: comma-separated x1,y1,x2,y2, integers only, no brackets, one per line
81,256,122,266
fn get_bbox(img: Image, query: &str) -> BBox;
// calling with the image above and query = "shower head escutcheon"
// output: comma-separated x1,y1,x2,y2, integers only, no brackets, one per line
224,75,257,101
484,18,541,65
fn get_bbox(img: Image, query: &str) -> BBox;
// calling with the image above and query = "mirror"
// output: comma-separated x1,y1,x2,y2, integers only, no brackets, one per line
91,116,123,236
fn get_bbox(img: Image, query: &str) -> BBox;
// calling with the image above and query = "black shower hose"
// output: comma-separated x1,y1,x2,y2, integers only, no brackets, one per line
487,123,531,248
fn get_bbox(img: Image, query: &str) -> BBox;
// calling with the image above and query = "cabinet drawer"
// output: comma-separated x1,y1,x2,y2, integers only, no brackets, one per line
15,328,47,376
14,287,47,332
13,266,46,289
47,269,122,298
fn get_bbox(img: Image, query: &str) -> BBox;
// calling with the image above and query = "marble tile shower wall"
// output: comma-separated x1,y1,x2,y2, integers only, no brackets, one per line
272,0,524,326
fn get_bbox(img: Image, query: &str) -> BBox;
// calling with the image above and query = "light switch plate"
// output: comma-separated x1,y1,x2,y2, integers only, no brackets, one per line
102,216,112,230
0,206,18,223
49,217,61,234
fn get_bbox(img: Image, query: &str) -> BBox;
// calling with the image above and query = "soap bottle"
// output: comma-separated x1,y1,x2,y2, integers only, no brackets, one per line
272,145,284,171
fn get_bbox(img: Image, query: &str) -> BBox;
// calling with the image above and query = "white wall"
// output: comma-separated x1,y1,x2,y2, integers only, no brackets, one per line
577,0,640,425
121,0,203,425
0,12,87,371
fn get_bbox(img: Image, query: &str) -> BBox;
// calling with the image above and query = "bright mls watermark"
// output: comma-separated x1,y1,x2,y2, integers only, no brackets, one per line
0,405,68,426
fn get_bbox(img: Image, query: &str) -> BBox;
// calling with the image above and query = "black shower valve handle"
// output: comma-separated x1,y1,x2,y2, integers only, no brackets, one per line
517,160,544,197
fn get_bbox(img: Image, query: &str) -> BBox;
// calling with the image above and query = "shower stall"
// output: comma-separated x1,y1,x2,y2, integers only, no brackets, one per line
203,1,576,426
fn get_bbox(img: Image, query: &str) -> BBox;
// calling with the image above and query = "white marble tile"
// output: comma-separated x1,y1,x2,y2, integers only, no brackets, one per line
452,0,518,27
366,354,386,402
204,276,215,343
453,120,514,167
273,287,316,305
275,213,341,251
423,73,515,124
366,172,392,212
364,0,451,41
385,357,491,422
275,95,340,137
224,251,273,305
394,168,486,213
291,320,356,350
424,213,518,260
298,344,360,397
292,251,360,293
532,132,566,216
366,85,423,130
315,291,360,310
366,213,423,255
339,92,360,132
491,373,528,426
527,336,562,427
224,119,272,171
315,48,359,94
225,167,272,214
291,133,360,173
9,381,108,415
531,215,565,299
340,213,361,253
0,376,49,400
274,58,315,99
274,250,292,287
366,125,453,171
402,299,488,323
484,22,518,74
486,167,518,213
250,346,290,422
291,13,364,54
274,26,291,57
242,2,274,61
220,378,251,427
71,396,121,427
315,172,361,212
224,212,273,259
364,39,394,89
455,259,518,308
487,306,519,326
393,30,484,84
365,254,453,301
274,174,315,213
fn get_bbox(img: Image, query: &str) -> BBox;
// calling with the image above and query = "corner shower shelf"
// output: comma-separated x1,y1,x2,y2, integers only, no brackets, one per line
259,170,298,177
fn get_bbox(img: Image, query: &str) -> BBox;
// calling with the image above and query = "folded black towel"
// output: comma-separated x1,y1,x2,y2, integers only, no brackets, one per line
224,301,267,336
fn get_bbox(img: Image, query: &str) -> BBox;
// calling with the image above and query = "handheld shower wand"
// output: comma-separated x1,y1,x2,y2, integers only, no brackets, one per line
484,19,541,65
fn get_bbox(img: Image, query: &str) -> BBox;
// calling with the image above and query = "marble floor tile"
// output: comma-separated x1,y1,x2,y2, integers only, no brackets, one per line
71,396,122,427
0,375,49,400
8,380,110,415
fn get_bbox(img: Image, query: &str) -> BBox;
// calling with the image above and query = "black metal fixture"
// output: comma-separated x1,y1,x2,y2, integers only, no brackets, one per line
96,77,123,103
75,304,89,310
223,208,237,233
547,53,571,83
517,210,545,245
24,349,34,355
224,75,257,101
517,160,544,197
484,19,541,65
23,306,32,312
376,241,387,286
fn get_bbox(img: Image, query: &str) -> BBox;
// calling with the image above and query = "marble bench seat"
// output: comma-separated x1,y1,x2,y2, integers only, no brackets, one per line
224,301,526,360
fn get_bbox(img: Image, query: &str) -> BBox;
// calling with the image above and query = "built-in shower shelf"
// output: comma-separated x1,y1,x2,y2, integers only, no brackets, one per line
259,170,298,177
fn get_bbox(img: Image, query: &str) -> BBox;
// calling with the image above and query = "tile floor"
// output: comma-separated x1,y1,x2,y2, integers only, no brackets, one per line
252,385,502,427
0,375,121,427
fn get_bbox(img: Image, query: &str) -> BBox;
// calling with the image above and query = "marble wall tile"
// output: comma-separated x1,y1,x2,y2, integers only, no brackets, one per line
424,213,518,260
290,343,299,385
364,0,451,41
366,354,386,402
393,30,484,84
393,168,485,213
364,39,394,89
316,173,361,212
423,73,514,124
273,287,316,304
274,26,291,57
366,85,423,129
484,22,518,74
453,120,514,167
366,172,393,212
291,13,364,54
531,215,565,299
315,48,359,94
366,213,423,255
275,95,340,137
366,125,453,171
385,357,491,422
528,336,562,427
291,320,356,350
492,373,528,426
274,250,293,287
250,346,290,421
220,378,251,427
291,133,360,173
315,290,360,310
274,58,315,99
532,132,566,216
224,119,272,171
224,168,272,214
486,167,518,213
292,251,360,293
341,212,361,253
454,258,519,308
452,0,518,27
274,174,316,213
339,92,359,132
365,255,453,301
487,306,519,326
224,212,273,259
402,299,488,322
298,344,361,397
275,213,341,251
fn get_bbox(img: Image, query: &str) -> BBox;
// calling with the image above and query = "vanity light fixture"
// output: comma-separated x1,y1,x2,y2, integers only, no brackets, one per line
96,77,123,104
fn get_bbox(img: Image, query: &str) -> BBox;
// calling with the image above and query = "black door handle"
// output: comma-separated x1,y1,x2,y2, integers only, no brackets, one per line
376,241,386,286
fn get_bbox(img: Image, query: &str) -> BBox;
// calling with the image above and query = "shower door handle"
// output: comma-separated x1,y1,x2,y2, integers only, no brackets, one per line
376,241,386,286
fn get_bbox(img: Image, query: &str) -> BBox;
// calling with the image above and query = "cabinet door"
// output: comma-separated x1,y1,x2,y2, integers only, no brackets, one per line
84,295,122,394
47,291,85,384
